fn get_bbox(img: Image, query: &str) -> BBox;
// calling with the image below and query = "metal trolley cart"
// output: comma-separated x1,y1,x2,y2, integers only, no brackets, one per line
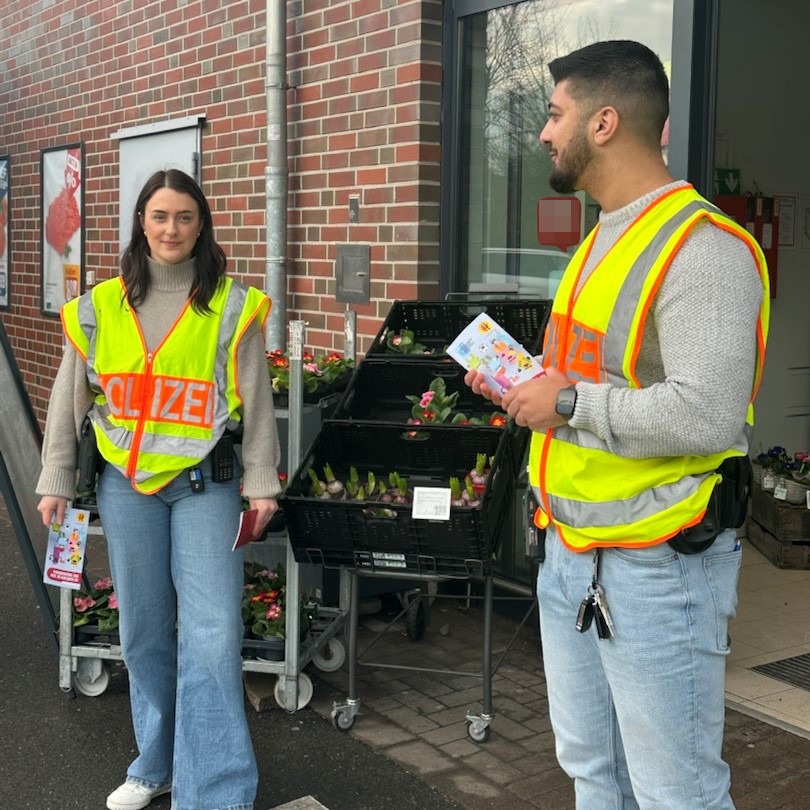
280,415,531,741
330,566,539,742
56,521,347,709
278,298,549,739
53,320,348,711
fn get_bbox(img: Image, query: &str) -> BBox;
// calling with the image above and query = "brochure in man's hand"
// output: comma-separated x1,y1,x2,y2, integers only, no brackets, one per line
447,312,545,396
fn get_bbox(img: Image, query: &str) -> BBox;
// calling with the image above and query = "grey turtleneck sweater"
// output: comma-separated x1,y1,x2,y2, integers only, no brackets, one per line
36,258,281,500
568,180,764,459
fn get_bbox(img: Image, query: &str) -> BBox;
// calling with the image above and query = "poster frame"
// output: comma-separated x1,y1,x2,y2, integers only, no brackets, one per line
40,143,85,317
0,155,10,310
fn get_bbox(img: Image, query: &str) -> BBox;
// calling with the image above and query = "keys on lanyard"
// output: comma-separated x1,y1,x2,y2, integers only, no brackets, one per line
575,549,615,640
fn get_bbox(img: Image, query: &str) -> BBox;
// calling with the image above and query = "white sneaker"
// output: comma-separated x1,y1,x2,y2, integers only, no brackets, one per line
106,781,171,810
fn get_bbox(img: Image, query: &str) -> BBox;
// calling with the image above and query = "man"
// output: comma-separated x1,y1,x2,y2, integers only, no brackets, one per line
466,41,769,809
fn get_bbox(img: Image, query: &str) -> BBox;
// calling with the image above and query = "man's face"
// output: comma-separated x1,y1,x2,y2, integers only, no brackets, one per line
539,81,594,195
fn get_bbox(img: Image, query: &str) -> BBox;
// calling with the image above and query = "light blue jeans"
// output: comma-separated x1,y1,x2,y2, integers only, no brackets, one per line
538,527,740,809
96,458,257,810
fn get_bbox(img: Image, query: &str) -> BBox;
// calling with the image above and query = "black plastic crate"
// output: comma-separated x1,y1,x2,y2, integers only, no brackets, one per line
279,422,518,575
367,299,552,360
331,359,503,424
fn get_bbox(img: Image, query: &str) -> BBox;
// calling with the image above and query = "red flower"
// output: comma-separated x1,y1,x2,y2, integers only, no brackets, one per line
489,413,507,427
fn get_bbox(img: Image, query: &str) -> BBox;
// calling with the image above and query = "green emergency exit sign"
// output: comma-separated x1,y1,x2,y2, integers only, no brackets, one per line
715,168,741,195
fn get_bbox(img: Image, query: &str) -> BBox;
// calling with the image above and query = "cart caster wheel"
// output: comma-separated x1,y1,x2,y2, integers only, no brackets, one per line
274,673,313,711
312,637,347,672
405,597,428,642
332,709,355,731
73,660,111,697
466,719,491,743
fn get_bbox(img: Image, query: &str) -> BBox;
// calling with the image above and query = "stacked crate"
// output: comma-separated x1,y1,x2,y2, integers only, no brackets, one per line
280,299,552,577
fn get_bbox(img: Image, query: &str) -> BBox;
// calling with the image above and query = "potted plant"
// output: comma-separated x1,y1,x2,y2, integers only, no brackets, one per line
754,446,792,490
72,576,119,642
405,377,508,427
242,562,317,660
266,349,354,405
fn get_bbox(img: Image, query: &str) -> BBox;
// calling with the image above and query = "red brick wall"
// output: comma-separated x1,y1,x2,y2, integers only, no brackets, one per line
286,0,443,352
0,0,444,424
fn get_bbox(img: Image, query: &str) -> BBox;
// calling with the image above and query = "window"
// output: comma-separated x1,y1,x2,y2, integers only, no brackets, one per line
446,0,674,297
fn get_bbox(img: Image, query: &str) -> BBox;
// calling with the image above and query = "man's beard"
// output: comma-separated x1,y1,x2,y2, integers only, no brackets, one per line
548,127,592,194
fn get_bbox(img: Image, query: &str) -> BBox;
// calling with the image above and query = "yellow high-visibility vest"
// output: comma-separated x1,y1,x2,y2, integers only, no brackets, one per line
529,185,770,551
62,275,270,494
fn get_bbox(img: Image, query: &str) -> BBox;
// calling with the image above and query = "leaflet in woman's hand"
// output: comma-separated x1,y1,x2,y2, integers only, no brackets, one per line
447,312,544,395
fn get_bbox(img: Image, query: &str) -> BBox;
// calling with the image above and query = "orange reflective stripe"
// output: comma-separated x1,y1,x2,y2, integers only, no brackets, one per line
566,320,605,383
150,376,214,426
100,374,146,419
99,373,215,428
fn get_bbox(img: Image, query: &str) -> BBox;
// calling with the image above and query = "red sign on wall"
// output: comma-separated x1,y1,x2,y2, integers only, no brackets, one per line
537,196,581,251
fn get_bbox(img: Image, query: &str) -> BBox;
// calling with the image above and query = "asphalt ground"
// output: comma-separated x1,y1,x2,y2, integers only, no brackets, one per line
6,491,810,810
0,499,460,810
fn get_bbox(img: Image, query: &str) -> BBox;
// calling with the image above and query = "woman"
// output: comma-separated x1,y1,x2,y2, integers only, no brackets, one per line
37,169,280,810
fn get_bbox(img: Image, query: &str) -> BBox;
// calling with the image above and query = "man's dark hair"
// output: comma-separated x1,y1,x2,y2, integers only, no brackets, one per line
548,40,669,147
121,168,227,314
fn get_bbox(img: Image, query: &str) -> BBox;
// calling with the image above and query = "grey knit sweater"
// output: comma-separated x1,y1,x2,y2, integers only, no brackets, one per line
36,258,281,500
568,180,764,459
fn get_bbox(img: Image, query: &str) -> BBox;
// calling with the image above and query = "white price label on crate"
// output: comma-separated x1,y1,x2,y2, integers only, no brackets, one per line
412,487,451,521
773,484,787,501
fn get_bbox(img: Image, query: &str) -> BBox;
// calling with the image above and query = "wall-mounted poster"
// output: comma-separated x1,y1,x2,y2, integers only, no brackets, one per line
40,144,84,316
0,156,9,310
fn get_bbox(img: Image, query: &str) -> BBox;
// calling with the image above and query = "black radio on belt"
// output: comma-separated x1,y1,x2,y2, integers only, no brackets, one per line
211,433,235,483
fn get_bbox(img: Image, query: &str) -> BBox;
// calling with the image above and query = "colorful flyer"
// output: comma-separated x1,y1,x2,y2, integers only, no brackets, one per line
42,506,90,589
447,312,545,395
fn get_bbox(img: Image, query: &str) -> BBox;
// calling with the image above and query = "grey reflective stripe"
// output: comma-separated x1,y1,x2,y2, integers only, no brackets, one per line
136,431,217,460
548,472,710,529
547,426,753,528
211,281,246,430
602,200,713,384
77,292,102,390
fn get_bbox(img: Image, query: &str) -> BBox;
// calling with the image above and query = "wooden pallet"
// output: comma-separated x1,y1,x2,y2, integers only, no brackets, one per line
745,517,810,570
749,484,810,540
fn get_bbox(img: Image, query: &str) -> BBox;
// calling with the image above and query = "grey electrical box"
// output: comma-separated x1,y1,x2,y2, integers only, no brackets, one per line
335,243,371,304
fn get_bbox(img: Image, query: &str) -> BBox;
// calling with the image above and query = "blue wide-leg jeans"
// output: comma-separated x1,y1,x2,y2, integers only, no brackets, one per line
538,526,741,809
96,459,257,810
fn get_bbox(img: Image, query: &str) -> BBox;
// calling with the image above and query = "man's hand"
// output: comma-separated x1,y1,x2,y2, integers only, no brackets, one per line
464,369,504,406
500,366,574,431
249,497,279,539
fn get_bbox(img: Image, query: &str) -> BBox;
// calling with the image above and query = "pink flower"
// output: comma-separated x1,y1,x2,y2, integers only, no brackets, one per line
93,577,113,590
265,604,281,621
74,596,96,613
108,593,119,610
419,391,435,407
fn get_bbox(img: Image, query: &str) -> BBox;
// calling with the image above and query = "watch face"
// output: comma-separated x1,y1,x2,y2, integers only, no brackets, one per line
555,386,577,417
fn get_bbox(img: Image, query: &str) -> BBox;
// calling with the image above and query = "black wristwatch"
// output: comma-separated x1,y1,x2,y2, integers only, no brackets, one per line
555,384,577,419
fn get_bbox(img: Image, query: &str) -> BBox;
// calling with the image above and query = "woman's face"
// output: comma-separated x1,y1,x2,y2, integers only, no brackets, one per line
139,187,201,265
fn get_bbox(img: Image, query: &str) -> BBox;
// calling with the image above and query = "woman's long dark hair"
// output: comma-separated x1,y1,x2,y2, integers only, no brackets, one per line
120,169,226,314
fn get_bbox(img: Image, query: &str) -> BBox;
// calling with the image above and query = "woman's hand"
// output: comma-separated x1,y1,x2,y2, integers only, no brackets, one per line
37,496,69,528
248,497,279,539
